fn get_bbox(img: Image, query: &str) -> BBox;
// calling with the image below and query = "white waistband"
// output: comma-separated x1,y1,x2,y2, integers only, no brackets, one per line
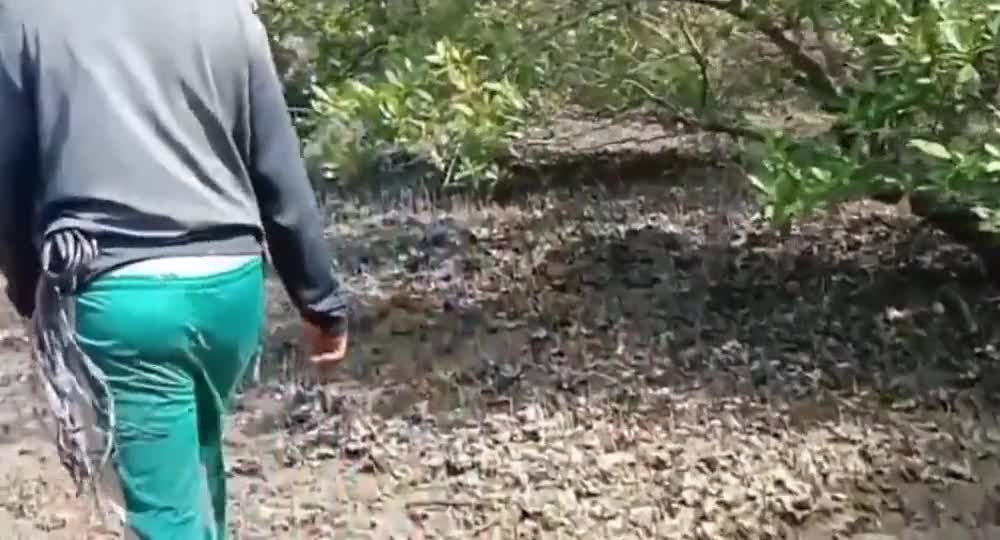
108,255,258,277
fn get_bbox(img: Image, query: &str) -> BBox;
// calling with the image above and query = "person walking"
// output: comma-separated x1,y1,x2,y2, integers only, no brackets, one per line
0,1,349,538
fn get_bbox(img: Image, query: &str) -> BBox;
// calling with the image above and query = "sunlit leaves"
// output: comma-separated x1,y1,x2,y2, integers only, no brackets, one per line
264,0,1000,228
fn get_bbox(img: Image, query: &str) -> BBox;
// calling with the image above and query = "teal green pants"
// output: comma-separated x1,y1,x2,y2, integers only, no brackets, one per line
74,258,266,540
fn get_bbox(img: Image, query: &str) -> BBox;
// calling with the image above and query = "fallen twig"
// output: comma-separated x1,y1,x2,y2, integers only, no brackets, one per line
405,499,493,509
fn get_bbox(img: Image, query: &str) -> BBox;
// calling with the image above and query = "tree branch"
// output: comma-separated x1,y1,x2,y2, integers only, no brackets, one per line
676,10,711,110
496,2,625,76
622,79,767,141
662,0,843,105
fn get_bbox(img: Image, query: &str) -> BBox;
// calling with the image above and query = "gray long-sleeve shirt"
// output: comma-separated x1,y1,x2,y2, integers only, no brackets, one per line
0,0,346,332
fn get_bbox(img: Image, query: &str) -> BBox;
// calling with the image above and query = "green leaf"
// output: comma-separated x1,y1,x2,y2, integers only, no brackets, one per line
808,167,833,181
747,174,773,196
310,84,333,104
909,139,953,160
347,80,376,97
938,20,965,51
451,102,476,117
986,161,1000,173
435,39,449,60
877,33,900,46
413,89,434,104
447,68,468,91
957,64,980,85
425,52,445,66
385,69,401,86
971,205,993,220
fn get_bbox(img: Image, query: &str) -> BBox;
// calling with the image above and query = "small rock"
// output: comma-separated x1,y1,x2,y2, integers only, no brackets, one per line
424,222,454,247
628,506,659,530
596,451,636,473
230,457,264,478
516,404,544,424
943,460,977,482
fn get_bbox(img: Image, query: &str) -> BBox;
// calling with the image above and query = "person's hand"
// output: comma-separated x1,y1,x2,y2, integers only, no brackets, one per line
303,320,348,378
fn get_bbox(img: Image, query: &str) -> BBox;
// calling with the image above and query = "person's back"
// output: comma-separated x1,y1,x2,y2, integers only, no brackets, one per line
4,0,307,275
0,1,349,538
27,0,259,243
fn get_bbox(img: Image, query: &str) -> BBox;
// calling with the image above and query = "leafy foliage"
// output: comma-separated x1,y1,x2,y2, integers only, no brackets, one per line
754,0,1000,228
259,0,742,194
259,0,1000,234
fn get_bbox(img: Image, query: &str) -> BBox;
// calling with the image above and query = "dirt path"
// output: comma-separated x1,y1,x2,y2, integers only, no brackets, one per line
2,177,1000,539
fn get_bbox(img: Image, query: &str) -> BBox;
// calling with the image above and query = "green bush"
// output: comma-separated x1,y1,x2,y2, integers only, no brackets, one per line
258,0,735,194
259,0,1000,239
753,0,1000,229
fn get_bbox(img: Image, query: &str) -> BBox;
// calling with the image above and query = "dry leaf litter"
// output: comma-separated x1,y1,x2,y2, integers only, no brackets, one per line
0,165,999,539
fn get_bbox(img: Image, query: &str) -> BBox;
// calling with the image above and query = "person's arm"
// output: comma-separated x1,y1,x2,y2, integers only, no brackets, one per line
0,19,41,317
243,12,348,336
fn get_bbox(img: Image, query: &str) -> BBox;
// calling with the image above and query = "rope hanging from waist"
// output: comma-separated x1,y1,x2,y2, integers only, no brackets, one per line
29,229,123,522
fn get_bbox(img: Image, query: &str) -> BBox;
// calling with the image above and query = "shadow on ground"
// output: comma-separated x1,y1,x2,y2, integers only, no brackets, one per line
256,166,1000,417
234,164,1000,538
2,133,999,538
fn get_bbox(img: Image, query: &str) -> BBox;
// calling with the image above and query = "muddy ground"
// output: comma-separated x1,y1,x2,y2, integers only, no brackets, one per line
1,164,1000,539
